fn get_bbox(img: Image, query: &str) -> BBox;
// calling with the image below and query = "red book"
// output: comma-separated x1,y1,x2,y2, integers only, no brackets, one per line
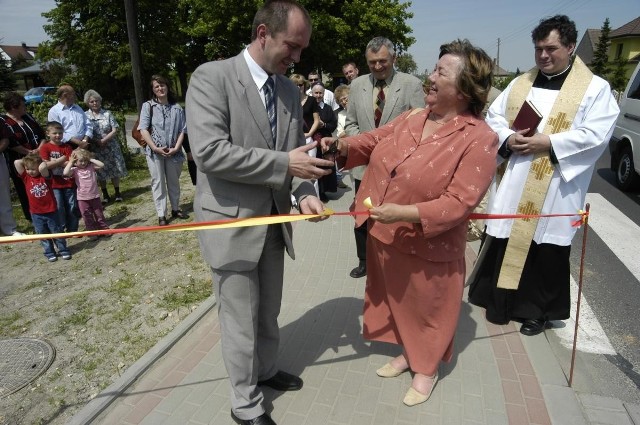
512,99,542,137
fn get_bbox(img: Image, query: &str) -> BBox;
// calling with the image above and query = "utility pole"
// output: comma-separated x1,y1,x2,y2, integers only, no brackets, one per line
496,38,501,76
124,0,144,111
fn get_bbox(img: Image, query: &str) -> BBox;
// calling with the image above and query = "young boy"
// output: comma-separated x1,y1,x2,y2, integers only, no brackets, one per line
63,149,108,240
39,121,79,232
15,152,72,261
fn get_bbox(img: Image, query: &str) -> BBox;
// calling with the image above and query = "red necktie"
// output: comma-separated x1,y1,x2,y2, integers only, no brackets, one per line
374,80,386,128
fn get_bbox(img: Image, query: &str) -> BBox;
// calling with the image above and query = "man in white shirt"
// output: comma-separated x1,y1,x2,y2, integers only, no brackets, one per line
47,85,91,149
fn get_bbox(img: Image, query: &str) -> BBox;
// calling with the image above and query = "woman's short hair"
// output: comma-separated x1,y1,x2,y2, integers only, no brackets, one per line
334,84,350,101
83,89,102,104
289,73,308,90
439,39,493,117
150,74,176,104
3,92,25,112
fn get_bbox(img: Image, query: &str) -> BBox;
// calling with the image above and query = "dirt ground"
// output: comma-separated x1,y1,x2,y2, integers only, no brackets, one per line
0,169,213,425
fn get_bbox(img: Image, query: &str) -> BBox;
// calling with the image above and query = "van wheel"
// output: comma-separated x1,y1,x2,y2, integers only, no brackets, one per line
616,146,640,191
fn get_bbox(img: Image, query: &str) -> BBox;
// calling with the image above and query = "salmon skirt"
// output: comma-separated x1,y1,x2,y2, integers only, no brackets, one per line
363,236,465,376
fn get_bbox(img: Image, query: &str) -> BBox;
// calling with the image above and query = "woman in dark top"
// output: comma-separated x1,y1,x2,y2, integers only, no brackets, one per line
311,83,338,200
0,92,47,221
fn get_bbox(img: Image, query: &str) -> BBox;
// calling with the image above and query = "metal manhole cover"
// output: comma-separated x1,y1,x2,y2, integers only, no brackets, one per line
0,338,56,397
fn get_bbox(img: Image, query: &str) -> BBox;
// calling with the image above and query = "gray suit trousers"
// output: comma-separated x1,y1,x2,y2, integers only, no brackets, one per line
211,223,285,419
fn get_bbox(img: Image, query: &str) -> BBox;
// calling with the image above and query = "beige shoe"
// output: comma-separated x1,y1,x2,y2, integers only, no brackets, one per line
403,372,438,406
376,362,407,378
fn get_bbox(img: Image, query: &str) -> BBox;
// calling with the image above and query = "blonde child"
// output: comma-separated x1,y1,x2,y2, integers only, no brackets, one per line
63,149,108,239
14,152,71,261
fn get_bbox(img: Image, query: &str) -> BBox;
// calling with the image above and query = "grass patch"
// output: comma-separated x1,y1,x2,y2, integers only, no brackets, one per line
0,311,22,334
158,277,210,311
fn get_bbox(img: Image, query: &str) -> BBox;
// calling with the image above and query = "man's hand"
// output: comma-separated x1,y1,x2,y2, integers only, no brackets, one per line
509,130,551,156
299,195,330,222
288,142,334,179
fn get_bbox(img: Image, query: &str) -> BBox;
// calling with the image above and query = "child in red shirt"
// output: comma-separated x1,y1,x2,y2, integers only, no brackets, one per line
40,121,79,232
15,152,71,262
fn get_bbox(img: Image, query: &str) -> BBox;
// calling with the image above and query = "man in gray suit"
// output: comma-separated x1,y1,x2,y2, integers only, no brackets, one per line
345,36,425,278
185,2,333,424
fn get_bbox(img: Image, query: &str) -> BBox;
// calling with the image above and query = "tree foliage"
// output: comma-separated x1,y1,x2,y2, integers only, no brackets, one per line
609,55,629,95
591,18,611,78
40,0,415,105
396,53,418,75
0,56,16,92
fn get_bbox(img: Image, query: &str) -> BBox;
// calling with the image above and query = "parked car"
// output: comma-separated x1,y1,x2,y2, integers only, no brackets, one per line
609,62,640,191
23,86,56,104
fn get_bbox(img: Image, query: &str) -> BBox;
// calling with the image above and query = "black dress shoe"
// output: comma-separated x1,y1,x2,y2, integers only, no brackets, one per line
231,411,276,425
520,319,548,336
258,370,303,391
349,262,366,278
158,216,168,226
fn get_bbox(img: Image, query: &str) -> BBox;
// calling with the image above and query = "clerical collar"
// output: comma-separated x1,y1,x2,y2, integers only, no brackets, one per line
533,62,572,90
540,63,572,80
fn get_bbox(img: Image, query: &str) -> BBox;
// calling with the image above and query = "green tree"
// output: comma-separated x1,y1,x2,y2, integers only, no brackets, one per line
41,0,415,104
0,56,16,92
609,55,628,96
591,18,611,78
396,53,418,74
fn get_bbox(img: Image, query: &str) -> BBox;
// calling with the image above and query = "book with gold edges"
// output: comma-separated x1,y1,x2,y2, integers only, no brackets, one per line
512,99,542,137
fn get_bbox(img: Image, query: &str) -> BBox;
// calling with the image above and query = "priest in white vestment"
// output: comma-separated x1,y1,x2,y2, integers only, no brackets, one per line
468,15,619,336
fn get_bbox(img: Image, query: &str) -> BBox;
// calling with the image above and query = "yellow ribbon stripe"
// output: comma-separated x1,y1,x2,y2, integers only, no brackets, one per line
0,208,337,245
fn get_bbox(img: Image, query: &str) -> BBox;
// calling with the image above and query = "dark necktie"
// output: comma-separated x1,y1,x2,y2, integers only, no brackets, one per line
263,77,277,142
374,80,386,128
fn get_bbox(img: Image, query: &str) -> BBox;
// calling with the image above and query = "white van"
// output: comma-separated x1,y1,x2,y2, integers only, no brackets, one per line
609,62,640,191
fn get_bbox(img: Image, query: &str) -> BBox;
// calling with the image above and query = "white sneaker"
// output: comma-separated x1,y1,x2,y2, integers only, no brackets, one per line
11,231,25,237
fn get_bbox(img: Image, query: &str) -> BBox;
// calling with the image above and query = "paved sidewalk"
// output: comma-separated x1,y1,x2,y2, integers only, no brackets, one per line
69,179,639,425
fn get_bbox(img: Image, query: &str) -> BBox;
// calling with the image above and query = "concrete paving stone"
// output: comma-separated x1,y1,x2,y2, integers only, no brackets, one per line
475,341,498,364
541,385,588,425
354,385,382,414
463,393,485,422
189,393,229,424
285,386,318,416
299,362,328,389
348,412,375,425
441,401,465,424
94,401,133,424
578,393,627,410
490,338,511,360
303,402,332,425
212,377,230,397
373,402,399,424
379,375,405,403
153,384,195,415
338,370,365,396
481,383,507,412
583,408,634,425
122,393,164,423
175,348,209,374
137,410,171,425
396,403,421,423
524,396,551,425
479,364,501,387
328,394,357,424
280,412,307,425
512,352,536,376
519,374,544,400
441,377,463,404
461,370,483,396
506,403,530,425
325,356,350,380
505,331,527,355
496,357,518,381
154,370,188,397
163,400,200,423
484,409,510,425
502,379,525,406
315,377,342,406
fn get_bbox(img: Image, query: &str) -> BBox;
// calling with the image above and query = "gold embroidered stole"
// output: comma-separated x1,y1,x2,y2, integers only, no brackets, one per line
497,57,592,290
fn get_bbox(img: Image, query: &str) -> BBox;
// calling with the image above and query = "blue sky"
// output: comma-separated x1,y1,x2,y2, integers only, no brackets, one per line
1,0,638,74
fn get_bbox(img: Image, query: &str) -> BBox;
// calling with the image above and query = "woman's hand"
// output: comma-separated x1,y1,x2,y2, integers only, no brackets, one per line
369,203,420,224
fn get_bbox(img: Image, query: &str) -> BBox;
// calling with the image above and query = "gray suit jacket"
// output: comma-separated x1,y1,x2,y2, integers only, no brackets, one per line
186,53,316,272
345,70,425,180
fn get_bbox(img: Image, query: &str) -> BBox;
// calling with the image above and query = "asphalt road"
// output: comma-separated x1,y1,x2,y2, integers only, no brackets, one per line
547,148,640,404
